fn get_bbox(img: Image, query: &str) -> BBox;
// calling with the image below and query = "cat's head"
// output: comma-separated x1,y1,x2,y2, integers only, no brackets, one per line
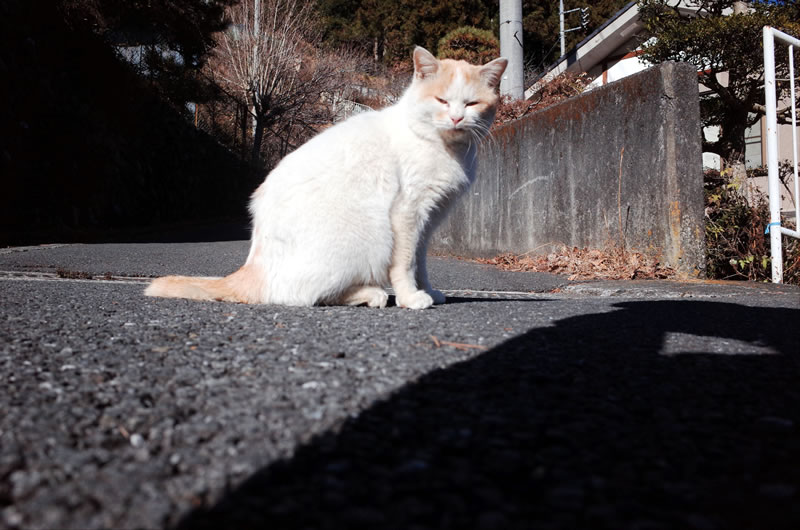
406,47,508,144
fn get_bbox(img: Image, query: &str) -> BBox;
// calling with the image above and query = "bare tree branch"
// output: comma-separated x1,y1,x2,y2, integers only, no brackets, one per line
211,0,367,166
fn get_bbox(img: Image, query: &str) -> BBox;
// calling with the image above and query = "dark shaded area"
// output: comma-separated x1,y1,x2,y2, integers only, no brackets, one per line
0,1,257,247
178,300,800,530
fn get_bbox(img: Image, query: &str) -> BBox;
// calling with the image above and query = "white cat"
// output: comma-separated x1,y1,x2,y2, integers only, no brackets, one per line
145,47,507,309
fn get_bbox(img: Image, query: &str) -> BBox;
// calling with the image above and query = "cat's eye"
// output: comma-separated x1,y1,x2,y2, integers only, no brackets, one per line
465,101,480,107
435,97,448,105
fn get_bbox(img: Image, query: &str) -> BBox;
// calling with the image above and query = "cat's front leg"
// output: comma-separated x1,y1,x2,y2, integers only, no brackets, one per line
415,247,446,305
390,209,435,309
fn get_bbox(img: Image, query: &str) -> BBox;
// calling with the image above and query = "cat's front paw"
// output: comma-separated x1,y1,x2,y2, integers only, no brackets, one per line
396,290,434,309
427,288,446,305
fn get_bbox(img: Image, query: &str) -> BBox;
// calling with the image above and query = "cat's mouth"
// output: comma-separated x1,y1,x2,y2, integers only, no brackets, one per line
442,122,479,139
444,122,470,133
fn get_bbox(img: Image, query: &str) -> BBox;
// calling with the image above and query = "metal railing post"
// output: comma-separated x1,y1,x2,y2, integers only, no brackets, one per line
763,27,783,283
763,26,800,283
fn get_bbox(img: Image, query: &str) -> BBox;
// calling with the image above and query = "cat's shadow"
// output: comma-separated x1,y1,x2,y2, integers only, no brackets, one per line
176,300,800,529
381,295,551,306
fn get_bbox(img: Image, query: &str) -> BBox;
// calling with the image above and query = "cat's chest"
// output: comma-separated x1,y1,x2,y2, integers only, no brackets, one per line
398,142,471,191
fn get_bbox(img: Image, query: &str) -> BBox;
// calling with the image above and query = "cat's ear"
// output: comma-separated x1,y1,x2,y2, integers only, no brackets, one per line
479,57,508,90
413,46,439,80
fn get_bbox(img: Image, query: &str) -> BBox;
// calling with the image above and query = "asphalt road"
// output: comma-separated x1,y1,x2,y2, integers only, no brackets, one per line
1,241,799,529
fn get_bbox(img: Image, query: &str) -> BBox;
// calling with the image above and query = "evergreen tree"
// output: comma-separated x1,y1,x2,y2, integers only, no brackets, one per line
438,26,500,63
317,0,631,73
316,0,498,63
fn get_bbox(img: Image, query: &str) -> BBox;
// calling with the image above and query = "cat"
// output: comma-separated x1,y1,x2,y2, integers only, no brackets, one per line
145,46,507,309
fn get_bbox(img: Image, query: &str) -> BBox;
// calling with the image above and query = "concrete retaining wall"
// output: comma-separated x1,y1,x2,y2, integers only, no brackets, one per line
432,61,706,277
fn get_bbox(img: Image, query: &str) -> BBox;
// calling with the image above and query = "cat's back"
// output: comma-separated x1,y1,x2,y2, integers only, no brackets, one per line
252,106,402,208
259,106,401,194
297,106,398,162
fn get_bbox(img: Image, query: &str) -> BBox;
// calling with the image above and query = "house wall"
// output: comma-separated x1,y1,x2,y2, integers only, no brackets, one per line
431,61,706,277
775,120,799,215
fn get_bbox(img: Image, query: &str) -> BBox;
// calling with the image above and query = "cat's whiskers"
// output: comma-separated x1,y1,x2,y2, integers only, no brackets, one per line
469,120,497,153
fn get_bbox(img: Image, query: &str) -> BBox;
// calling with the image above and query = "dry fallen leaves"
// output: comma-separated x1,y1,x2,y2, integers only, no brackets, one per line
477,245,675,281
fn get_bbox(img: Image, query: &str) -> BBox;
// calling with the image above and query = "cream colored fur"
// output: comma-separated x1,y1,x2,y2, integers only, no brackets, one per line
145,47,507,309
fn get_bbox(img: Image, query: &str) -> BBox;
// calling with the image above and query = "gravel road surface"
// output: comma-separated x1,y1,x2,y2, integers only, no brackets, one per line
1,242,799,529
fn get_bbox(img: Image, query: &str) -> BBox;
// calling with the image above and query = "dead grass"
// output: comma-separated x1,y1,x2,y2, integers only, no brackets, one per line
492,72,590,130
55,268,93,280
476,244,675,281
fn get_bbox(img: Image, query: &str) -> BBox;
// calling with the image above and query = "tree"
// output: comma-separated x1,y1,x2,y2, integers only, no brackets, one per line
316,0,497,64
61,0,235,107
638,0,800,175
438,26,500,63
315,1,631,73
215,0,364,165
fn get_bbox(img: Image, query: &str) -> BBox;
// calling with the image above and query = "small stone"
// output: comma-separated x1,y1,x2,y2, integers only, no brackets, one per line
303,408,323,420
2,506,23,527
10,470,41,498
130,433,145,448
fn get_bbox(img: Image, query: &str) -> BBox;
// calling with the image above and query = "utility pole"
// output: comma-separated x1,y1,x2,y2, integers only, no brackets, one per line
560,0,565,58
560,1,590,58
499,0,524,99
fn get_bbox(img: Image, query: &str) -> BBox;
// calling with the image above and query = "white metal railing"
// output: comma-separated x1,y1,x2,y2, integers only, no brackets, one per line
763,26,800,283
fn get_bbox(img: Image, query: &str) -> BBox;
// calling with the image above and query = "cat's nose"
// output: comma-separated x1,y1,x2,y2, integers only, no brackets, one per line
451,116,463,125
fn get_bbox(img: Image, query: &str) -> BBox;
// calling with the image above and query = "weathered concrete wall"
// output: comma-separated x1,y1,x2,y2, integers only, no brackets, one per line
432,61,706,277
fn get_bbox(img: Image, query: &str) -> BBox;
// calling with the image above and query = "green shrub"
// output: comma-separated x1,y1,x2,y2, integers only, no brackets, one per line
437,26,499,64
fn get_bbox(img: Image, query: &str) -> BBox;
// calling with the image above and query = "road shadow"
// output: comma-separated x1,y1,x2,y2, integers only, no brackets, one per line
176,300,800,530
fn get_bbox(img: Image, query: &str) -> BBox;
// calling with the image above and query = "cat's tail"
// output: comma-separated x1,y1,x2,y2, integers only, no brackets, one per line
144,266,263,303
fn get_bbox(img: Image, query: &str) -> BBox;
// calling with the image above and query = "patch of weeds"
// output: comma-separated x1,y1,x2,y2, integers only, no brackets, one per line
704,168,799,284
